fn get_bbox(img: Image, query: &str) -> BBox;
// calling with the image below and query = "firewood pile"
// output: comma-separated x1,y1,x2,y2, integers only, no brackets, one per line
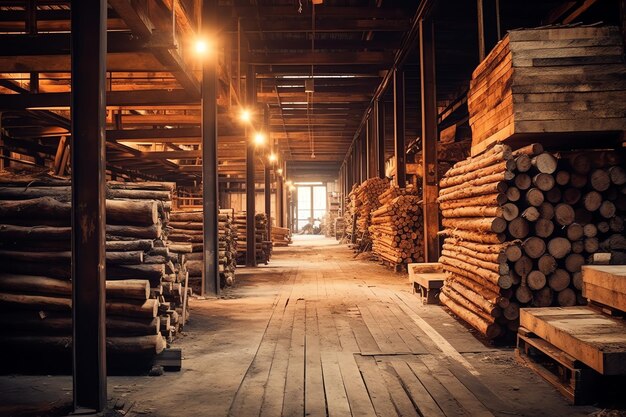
271,226,292,247
235,212,272,265
323,211,337,238
0,174,188,362
168,208,237,291
438,144,626,339
344,178,389,250
369,189,424,268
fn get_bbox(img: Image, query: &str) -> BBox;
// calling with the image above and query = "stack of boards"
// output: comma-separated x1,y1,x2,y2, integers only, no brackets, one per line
468,25,626,156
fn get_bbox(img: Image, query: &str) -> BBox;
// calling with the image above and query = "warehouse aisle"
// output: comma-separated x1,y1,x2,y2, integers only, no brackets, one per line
0,238,593,417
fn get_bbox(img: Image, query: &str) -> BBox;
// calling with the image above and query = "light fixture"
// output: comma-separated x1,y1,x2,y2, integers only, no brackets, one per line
253,132,266,146
194,39,210,56
269,153,277,162
289,185,296,191
277,168,283,175
286,180,293,187
239,108,251,123
312,0,323,4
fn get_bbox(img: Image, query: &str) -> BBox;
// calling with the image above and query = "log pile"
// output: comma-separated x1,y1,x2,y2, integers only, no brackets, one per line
437,144,626,339
271,226,292,247
0,175,187,360
235,212,272,265
369,192,424,267
323,211,337,238
468,25,626,155
353,177,390,235
167,208,238,291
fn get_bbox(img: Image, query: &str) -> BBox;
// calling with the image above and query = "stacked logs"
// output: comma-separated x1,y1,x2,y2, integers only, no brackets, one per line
353,177,390,235
168,208,238,290
0,175,186,360
438,144,626,339
369,193,424,267
271,226,292,247
235,212,272,265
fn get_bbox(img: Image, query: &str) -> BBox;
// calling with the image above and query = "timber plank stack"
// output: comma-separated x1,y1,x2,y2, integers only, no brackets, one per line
0,173,187,365
235,211,272,265
438,144,626,339
468,25,626,156
271,226,292,247
369,190,424,268
168,208,237,291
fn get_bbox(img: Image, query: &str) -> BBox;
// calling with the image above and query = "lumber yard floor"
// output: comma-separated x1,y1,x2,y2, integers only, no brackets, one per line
0,236,606,417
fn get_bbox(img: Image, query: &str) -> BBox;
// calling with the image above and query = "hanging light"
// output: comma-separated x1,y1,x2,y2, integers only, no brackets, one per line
253,132,266,145
239,108,252,123
277,168,284,175
269,153,277,162
194,39,210,55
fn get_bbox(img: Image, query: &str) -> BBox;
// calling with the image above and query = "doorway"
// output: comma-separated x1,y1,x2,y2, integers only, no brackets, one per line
296,184,327,233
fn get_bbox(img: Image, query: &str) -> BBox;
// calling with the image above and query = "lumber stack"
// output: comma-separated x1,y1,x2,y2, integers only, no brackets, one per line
0,174,187,360
272,226,292,247
235,212,272,265
369,192,424,267
437,144,626,339
167,208,237,291
468,25,626,156
323,211,337,238
353,177,390,235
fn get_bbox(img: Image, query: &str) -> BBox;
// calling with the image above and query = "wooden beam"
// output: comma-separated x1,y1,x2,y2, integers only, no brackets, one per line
238,19,410,33
248,52,392,65
0,52,167,72
71,0,107,411
0,89,198,110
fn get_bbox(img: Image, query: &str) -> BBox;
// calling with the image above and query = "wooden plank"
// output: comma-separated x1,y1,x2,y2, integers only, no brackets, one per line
317,302,343,351
421,356,496,417
582,265,626,311
362,304,411,354
347,310,382,354
354,356,400,417
368,303,426,355
321,352,352,417
520,307,626,375
337,352,377,417
390,360,446,417
378,362,420,417
406,361,469,417
282,298,306,417
305,301,326,417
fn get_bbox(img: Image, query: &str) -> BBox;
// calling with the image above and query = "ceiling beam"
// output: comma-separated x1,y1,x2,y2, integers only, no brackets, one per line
248,51,393,66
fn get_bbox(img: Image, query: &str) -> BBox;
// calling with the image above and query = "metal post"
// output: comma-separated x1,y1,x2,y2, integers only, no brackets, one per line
264,107,271,238
201,0,219,296
277,174,284,227
393,69,406,188
246,64,256,266
376,100,386,179
71,0,107,411
420,18,440,262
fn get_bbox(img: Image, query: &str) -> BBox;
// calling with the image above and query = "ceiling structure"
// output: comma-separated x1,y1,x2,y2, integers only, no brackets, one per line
0,0,621,185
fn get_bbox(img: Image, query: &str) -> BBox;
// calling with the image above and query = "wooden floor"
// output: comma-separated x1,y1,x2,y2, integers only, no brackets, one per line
0,236,595,417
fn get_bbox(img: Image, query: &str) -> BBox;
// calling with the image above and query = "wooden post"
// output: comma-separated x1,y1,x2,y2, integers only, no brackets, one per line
277,172,284,227
201,0,219,296
377,99,386,179
246,64,256,267
393,69,406,188
71,0,107,411
360,132,367,182
477,0,500,62
264,106,271,237
365,118,371,178
420,18,440,263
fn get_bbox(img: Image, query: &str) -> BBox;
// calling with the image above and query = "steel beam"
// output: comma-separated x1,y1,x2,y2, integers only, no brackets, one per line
201,0,219,296
420,18,440,262
71,0,107,411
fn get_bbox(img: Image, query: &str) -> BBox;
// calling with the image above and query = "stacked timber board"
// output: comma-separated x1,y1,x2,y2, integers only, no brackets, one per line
468,25,626,156
0,174,188,365
271,226,292,247
369,185,423,267
235,212,272,265
168,208,237,291
582,265,626,312
438,144,626,339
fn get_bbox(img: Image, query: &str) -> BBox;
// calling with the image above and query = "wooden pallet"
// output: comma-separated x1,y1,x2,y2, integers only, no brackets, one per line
582,265,626,313
407,263,444,304
515,327,599,405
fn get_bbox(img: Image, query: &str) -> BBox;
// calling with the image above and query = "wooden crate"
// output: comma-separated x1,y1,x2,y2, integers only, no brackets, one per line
468,25,626,156
582,265,626,312
519,306,626,375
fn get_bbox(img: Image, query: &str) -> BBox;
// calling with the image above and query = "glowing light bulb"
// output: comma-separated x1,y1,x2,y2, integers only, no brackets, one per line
269,153,277,162
277,168,283,175
253,132,266,145
240,109,251,123
195,39,209,55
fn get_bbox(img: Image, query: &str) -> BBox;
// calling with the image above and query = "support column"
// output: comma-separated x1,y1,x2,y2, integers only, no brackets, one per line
71,0,107,411
245,64,256,267
393,69,406,188
365,119,371,178
277,173,284,227
360,133,367,182
264,107,271,238
377,100,386,178
477,0,500,61
201,0,219,296
420,18,440,263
